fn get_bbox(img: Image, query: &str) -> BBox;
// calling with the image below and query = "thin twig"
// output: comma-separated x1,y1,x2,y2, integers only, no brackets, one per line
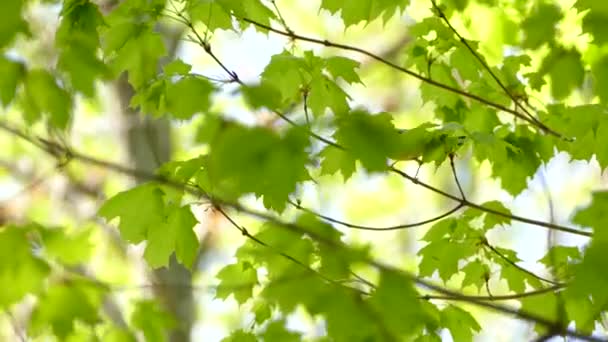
389,167,591,237
289,199,463,231
270,0,292,34
214,206,370,296
303,90,311,127
483,242,563,286
422,284,564,301
449,153,466,200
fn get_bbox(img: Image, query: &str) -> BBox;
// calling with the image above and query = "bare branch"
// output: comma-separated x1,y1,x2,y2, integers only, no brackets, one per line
289,199,463,231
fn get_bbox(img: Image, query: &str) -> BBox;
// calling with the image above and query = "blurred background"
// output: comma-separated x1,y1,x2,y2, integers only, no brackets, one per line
0,0,604,341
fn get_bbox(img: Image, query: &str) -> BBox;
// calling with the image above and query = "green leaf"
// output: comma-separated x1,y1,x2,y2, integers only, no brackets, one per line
307,74,350,116
334,110,401,172
319,145,357,180
325,56,362,84
144,205,199,269
208,125,309,211
464,200,512,231
189,1,233,32
460,259,490,292
0,225,50,308
520,4,562,49
480,201,511,229
0,56,24,106
111,30,166,89
98,183,165,243
23,69,73,129
56,0,108,97
320,0,410,27
252,223,315,279
569,191,608,312
441,305,481,342
422,218,459,241
519,293,558,334
473,127,542,195
261,50,352,116
422,218,470,242
131,300,176,342
195,114,225,144
541,104,608,166
158,156,205,183
538,245,581,279
41,227,93,265
261,51,305,104
591,55,608,104
563,290,596,334
573,191,608,239
218,0,277,31
242,83,284,110
0,0,28,48
222,330,257,342
165,76,215,119
261,320,301,342
30,280,105,339
163,59,192,76
492,247,543,292
252,301,272,325
575,0,608,44
370,269,430,337
216,262,258,305
316,286,382,341
567,239,608,320
418,239,477,282
546,48,584,100
420,63,461,108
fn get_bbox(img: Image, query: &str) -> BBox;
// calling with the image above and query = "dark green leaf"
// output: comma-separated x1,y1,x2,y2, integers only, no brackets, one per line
98,183,165,243
216,262,258,305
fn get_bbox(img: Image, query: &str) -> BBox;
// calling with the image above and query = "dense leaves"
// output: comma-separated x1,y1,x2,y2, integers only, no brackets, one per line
1,0,608,341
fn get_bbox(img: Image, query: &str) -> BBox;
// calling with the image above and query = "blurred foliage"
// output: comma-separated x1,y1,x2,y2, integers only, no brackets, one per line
0,0,607,341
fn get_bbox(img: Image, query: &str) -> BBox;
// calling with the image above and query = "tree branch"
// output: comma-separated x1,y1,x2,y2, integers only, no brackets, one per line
0,124,602,340
159,12,590,238
429,0,541,126
289,199,463,231
237,17,563,138
421,284,564,301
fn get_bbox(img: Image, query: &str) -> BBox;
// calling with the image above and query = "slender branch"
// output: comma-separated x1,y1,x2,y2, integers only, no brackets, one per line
270,0,292,34
389,167,591,237
539,169,568,327
449,153,466,200
421,284,564,301
1,124,602,340
174,11,242,85
214,206,370,296
166,10,588,237
216,207,397,341
429,0,541,126
303,90,311,127
483,242,563,286
0,121,588,240
238,17,562,138
289,199,463,231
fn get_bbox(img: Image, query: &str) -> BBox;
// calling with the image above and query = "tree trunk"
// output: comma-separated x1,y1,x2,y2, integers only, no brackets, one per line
115,27,195,342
